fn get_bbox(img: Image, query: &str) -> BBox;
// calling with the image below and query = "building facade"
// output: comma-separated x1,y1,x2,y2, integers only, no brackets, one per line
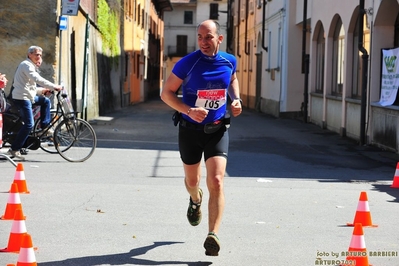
163,0,228,82
232,0,399,153
233,0,308,116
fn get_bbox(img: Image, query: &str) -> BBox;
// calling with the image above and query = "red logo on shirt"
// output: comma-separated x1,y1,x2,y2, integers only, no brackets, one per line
197,89,225,100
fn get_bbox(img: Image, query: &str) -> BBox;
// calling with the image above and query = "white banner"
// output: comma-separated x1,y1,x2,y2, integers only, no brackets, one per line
379,48,399,106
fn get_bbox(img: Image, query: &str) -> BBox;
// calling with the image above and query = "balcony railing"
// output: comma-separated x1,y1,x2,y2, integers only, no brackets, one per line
167,45,196,57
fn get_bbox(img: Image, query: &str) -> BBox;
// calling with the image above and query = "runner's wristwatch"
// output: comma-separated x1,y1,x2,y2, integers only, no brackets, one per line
235,98,243,106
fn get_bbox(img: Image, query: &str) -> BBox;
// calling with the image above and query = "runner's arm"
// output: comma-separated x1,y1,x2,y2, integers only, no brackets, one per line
161,72,191,114
228,73,242,117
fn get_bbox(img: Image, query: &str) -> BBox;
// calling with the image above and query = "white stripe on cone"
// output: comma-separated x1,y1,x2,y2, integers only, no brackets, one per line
356,201,370,212
349,235,366,249
17,247,36,263
395,168,399,176
14,170,25,181
11,220,27,234
7,193,21,204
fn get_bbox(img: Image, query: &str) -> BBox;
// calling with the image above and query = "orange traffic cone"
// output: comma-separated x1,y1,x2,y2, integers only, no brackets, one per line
1,183,24,220
11,163,30,194
347,191,377,227
390,162,399,188
342,223,370,266
15,233,37,266
0,208,27,253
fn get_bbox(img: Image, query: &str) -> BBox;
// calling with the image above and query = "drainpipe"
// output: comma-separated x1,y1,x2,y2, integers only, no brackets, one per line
262,0,268,52
245,0,250,107
359,0,368,145
237,0,241,58
302,0,309,123
244,0,249,56
81,14,90,121
226,0,233,52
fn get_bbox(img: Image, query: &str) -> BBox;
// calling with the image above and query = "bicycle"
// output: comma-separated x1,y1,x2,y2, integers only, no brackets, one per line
1,90,97,162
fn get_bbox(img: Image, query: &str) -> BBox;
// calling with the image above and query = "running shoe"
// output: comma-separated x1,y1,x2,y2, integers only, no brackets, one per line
204,232,220,256
6,149,25,160
187,188,203,226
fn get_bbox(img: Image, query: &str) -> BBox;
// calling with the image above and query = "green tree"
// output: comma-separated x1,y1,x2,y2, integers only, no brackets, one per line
97,0,120,66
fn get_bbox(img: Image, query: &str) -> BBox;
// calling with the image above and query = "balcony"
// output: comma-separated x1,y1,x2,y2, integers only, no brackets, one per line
167,45,196,58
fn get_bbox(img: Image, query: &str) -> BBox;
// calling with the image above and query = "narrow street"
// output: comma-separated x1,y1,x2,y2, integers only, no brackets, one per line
1,99,398,265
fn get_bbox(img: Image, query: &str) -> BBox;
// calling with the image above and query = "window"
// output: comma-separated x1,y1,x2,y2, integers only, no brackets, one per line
125,53,129,80
136,54,140,78
210,3,219,20
176,35,188,55
125,1,132,19
267,31,271,70
184,11,193,24
331,19,345,96
137,4,141,25
315,26,325,93
352,15,370,99
248,41,253,71
132,2,135,21
142,9,145,29
249,0,254,14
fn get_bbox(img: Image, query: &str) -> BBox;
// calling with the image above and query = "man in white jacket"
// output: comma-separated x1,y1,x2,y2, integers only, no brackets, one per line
7,46,62,160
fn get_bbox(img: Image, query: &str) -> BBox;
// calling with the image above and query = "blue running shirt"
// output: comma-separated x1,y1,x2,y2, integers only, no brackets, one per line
172,50,237,124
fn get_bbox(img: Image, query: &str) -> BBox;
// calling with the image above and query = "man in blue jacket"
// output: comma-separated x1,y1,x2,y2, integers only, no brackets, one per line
161,19,242,256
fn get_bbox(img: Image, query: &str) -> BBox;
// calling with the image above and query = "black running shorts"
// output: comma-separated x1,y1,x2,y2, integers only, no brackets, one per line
178,125,229,165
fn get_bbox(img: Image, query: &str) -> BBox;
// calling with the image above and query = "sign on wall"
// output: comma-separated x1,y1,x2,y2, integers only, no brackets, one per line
59,16,68,30
61,0,80,16
379,47,399,106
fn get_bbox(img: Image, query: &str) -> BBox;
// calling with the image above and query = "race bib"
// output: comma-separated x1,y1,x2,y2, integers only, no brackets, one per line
195,89,226,110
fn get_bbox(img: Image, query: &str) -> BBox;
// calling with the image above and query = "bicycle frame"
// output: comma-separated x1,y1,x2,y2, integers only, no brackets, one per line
35,93,66,137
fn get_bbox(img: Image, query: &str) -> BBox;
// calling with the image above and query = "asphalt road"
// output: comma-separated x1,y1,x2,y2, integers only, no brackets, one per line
0,99,398,265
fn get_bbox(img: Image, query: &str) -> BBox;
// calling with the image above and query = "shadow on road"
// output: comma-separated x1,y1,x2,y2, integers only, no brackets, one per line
371,183,399,203
38,241,213,266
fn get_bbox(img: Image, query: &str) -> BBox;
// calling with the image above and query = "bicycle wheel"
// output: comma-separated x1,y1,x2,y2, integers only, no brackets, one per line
54,118,97,162
33,110,62,154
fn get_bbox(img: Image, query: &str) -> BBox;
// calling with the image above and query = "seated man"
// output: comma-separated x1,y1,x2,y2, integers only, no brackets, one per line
7,45,62,160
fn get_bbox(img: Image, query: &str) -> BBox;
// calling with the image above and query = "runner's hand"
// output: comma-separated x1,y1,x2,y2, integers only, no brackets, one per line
231,99,242,117
187,107,209,123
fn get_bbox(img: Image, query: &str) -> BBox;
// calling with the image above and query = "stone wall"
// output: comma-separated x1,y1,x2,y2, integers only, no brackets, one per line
0,0,59,93
0,0,125,118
